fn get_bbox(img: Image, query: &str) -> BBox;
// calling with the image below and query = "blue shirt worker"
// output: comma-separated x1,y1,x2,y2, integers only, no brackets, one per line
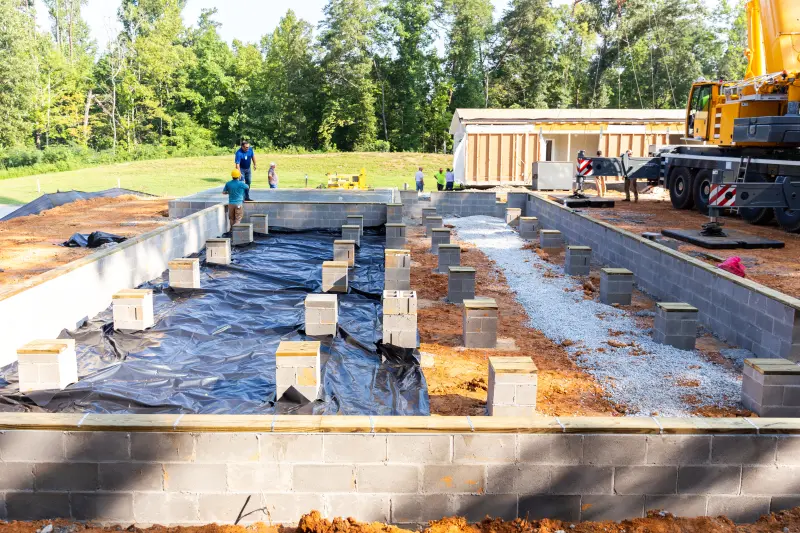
415,167,424,192
445,168,455,190
234,140,257,201
223,169,250,231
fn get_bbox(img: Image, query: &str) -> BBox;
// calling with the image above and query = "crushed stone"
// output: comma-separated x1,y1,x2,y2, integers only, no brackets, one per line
447,215,742,417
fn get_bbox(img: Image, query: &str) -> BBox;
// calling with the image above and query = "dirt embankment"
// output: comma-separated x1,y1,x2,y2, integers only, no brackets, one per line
0,196,170,288
586,197,800,299
408,225,617,417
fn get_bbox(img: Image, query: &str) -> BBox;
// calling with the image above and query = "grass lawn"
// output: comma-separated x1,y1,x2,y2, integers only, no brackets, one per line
0,152,452,204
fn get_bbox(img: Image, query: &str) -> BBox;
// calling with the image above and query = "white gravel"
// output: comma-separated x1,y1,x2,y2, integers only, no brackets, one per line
447,215,742,417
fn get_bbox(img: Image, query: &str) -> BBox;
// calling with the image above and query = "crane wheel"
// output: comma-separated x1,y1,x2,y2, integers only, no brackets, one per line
669,167,695,210
775,208,800,233
693,170,713,215
739,174,775,225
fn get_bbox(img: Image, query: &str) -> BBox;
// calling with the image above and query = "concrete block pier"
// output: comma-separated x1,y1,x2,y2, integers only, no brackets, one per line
17,339,78,393
275,341,321,401
322,261,349,293
346,215,364,235
168,258,201,289
506,207,522,227
448,266,476,304
206,238,231,265
539,229,563,252
463,298,498,349
519,216,540,239
112,289,155,331
386,203,403,224
382,290,418,348
742,358,800,417
341,225,361,247
424,215,443,237
654,302,698,350
305,294,338,337
232,223,253,246
564,245,591,276
385,249,411,291
333,240,356,268
386,223,407,249
421,207,437,226
600,268,634,306
431,228,451,254
250,214,269,235
437,244,461,274
488,356,538,416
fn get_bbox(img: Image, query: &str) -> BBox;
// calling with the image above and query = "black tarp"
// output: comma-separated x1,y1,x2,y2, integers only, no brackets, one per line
62,231,127,248
0,229,429,415
1,188,156,221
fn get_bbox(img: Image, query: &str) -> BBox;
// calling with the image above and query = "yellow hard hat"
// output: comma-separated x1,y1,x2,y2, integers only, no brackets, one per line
231,169,241,178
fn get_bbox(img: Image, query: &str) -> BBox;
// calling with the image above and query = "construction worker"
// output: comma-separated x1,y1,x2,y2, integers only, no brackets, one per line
234,140,257,201
445,168,455,190
223,169,249,231
415,167,424,192
594,150,607,197
435,168,446,191
268,162,278,189
622,149,638,202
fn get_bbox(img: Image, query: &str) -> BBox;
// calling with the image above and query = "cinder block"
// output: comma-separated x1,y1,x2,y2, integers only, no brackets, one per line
195,433,259,463
519,217,540,240
646,435,711,465
437,244,461,274
422,465,486,493
168,258,201,289
386,223,407,249
0,464,33,490
431,228,451,254
333,240,356,268
519,495,581,522
742,466,800,495
198,493,267,524
518,434,582,465
327,494,390,523
741,358,800,417
387,435,451,464
65,431,129,461
424,215,443,237
112,289,155,331
386,203,404,224
232,223,254,245
305,294,338,337
228,463,292,492
293,465,356,492
355,465,420,493
600,268,634,306
391,494,452,524
676,466,741,495
260,493,326,525
448,266,476,303
71,492,134,522
342,225,361,247
324,434,388,463
550,466,613,494
540,229,563,252
251,214,269,235
206,238,231,265
99,463,163,491
454,434,515,463
453,494,518,522
564,245,591,276
488,356,537,415
707,495,771,523
32,463,93,491
383,290,417,315
275,341,321,401
382,290,418,348
346,215,364,235
580,495,644,521
5,492,70,520
711,435,777,465
260,434,324,463
463,298,498,349
131,432,195,462
421,207,437,227
385,249,411,291
584,435,646,465
644,495,708,518
322,261,349,293
506,207,522,227
164,463,227,493
134,493,199,524
17,339,78,393
614,466,678,495
654,302,699,350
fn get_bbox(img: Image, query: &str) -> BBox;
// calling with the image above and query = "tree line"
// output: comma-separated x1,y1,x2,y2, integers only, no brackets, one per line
0,0,746,160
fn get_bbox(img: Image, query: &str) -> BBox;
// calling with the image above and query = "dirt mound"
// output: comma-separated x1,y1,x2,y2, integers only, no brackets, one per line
298,511,411,533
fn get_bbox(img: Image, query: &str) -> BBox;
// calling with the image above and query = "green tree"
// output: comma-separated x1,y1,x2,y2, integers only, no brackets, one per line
318,0,379,151
0,0,39,146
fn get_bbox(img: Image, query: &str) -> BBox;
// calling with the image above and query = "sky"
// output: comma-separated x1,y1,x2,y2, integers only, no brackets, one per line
34,0,524,51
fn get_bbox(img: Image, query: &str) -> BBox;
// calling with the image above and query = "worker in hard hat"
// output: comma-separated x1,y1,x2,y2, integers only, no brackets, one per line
223,169,249,231
268,162,278,189
234,140,256,201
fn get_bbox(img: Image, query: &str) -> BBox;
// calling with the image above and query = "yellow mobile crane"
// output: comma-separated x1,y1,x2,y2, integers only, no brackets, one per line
585,0,800,232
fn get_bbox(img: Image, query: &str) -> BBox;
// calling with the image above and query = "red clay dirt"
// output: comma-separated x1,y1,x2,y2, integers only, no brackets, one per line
5,507,800,533
583,193,800,299
0,196,170,289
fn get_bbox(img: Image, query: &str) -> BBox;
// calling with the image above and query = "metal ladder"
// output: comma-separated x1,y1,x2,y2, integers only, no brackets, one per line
730,156,751,214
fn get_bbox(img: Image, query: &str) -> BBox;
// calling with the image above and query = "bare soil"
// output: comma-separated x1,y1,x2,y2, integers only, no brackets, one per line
583,193,800,299
0,196,171,288
6,508,800,533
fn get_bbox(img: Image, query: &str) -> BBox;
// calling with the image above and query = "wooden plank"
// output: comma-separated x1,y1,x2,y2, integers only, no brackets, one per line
272,415,324,432
746,418,800,434
469,416,562,433
657,417,757,434
0,413,85,430
560,416,660,434
319,416,372,433
371,416,473,433
80,414,183,432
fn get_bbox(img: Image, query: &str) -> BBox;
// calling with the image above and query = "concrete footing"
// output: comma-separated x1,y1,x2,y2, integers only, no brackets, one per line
519,216,540,239
17,339,78,393
437,244,461,274
112,289,155,331
654,302,698,350
322,261,349,293
564,245,591,276
251,214,269,235
346,215,364,236
488,356,538,416
275,341,321,401
600,268,634,306
387,203,403,224
342,225,361,247
385,249,411,291
742,358,800,416
431,228,451,254
168,258,201,289
448,266,476,303
232,223,253,246
506,208,522,227
206,238,232,265
539,229,564,252
424,215,443,237
463,298,498,349
386,223,407,249
333,240,356,268
305,294,338,337
382,290,418,348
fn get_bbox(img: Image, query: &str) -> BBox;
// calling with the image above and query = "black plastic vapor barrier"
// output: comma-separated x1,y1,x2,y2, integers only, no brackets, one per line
0,229,429,416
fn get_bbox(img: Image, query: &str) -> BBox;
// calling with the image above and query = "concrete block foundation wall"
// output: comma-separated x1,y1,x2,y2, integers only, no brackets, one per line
0,415,798,526
524,192,800,361
427,192,498,217
0,205,226,368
